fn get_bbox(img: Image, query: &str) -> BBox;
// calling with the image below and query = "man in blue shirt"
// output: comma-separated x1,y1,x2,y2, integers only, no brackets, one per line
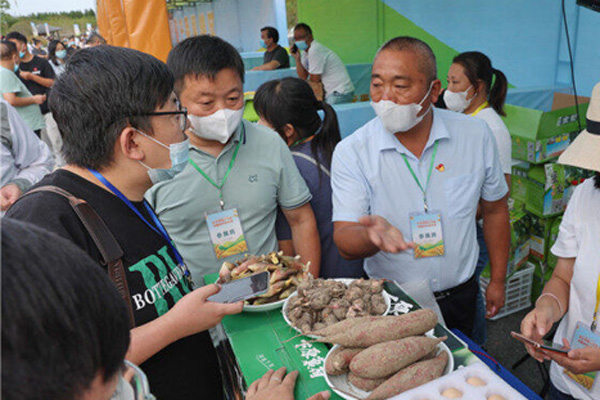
331,37,510,336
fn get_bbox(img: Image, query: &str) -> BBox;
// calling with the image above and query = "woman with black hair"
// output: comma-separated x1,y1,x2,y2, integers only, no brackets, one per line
254,77,364,278
445,51,511,346
48,39,67,76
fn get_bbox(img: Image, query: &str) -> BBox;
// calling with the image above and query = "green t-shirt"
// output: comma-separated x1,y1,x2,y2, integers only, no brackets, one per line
145,119,312,281
0,67,45,131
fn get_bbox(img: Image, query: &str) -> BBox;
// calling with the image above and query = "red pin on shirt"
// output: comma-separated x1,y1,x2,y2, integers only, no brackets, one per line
435,163,445,172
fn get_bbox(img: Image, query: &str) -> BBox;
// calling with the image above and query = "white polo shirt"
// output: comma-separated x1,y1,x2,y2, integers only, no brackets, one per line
300,41,354,96
331,107,508,292
549,178,600,400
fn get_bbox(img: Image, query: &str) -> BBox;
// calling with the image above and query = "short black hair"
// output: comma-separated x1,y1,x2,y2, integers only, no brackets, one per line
167,35,245,94
5,31,27,44
49,45,174,170
1,218,130,400
86,33,106,45
261,26,279,43
378,36,437,83
0,40,16,60
294,23,313,36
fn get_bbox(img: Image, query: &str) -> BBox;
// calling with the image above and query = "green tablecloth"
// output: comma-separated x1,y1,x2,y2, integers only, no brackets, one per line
206,274,477,400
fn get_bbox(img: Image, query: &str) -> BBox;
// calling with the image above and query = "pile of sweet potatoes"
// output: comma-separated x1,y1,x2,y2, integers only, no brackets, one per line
322,309,449,399
285,277,388,333
219,251,309,305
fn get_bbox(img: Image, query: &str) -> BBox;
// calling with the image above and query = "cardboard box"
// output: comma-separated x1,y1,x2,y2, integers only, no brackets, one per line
525,163,574,217
510,161,530,204
503,94,589,164
480,209,531,279
529,214,556,262
545,216,562,271
530,259,554,303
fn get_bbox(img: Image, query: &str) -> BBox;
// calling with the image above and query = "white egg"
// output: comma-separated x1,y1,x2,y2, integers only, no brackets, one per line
466,376,487,387
488,395,507,400
441,387,463,398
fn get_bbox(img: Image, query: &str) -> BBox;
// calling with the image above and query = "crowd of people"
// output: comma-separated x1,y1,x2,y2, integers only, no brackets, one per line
1,21,599,400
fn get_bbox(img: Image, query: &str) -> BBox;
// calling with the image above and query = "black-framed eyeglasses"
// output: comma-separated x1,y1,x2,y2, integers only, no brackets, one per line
134,106,189,132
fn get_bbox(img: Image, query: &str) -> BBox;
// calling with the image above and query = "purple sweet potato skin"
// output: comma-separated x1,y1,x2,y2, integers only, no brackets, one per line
348,372,387,392
311,315,385,337
319,308,437,347
325,347,363,375
350,336,442,379
366,351,449,400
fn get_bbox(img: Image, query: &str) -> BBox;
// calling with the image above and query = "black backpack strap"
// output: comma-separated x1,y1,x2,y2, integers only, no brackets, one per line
19,185,136,328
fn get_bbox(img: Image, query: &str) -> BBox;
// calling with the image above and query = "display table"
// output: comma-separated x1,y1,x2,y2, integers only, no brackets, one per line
206,275,538,400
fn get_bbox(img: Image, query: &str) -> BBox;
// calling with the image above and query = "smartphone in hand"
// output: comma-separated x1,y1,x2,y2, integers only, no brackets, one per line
510,331,570,355
208,271,270,303
290,44,298,54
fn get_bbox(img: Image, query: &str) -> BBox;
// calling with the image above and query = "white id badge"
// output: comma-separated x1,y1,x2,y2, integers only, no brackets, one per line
205,207,249,259
409,211,445,258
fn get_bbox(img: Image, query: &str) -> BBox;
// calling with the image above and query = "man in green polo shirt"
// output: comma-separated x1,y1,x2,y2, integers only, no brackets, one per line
146,35,320,281
0,41,45,136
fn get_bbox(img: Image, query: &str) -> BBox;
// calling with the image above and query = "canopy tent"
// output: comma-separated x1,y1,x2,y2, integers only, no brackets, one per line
33,24,62,36
95,0,172,62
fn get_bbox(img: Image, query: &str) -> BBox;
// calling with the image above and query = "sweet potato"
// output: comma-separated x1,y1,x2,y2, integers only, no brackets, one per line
348,372,388,392
318,308,437,347
325,347,363,375
350,336,445,379
366,351,448,400
309,315,385,337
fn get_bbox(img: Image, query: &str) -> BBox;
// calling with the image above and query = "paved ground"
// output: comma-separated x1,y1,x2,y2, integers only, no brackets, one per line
484,306,553,399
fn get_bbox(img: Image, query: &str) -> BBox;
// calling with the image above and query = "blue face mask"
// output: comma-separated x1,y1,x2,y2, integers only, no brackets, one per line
295,40,308,51
13,64,19,73
19,51,25,58
260,39,266,49
56,50,67,59
136,130,189,184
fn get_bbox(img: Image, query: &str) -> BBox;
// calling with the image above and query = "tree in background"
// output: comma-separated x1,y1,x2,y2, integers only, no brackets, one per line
1,0,19,36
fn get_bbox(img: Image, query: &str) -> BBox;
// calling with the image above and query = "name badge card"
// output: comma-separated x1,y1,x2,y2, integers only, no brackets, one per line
563,321,600,391
409,211,445,258
205,208,248,259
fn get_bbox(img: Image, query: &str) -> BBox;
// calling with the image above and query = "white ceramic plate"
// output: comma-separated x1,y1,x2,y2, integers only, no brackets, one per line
281,278,392,337
324,338,454,400
243,297,288,312
211,276,292,312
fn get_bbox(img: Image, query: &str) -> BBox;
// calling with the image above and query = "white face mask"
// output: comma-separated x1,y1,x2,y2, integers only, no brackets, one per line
443,85,474,113
188,108,244,144
136,129,190,184
371,82,434,134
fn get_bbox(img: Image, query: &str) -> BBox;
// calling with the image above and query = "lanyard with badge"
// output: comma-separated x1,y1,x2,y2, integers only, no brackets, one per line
188,126,249,260
88,169,194,288
402,141,445,258
563,273,600,391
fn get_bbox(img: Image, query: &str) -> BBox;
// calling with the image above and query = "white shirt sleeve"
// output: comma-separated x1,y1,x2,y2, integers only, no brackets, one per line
331,141,371,222
307,45,325,75
1,100,54,190
480,123,509,202
551,183,581,258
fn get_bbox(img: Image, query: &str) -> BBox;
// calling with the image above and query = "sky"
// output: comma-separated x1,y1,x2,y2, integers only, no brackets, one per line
8,0,96,16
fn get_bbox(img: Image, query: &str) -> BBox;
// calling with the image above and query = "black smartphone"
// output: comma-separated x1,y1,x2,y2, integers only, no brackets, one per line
510,331,569,355
290,44,298,54
207,271,270,303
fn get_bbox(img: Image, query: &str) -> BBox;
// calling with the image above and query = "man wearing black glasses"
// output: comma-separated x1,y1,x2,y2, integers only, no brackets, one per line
6,45,242,400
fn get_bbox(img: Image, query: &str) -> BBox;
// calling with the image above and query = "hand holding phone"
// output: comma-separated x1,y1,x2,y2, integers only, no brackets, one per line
208,271,270,303
510,331,570,355
290,44,298,55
